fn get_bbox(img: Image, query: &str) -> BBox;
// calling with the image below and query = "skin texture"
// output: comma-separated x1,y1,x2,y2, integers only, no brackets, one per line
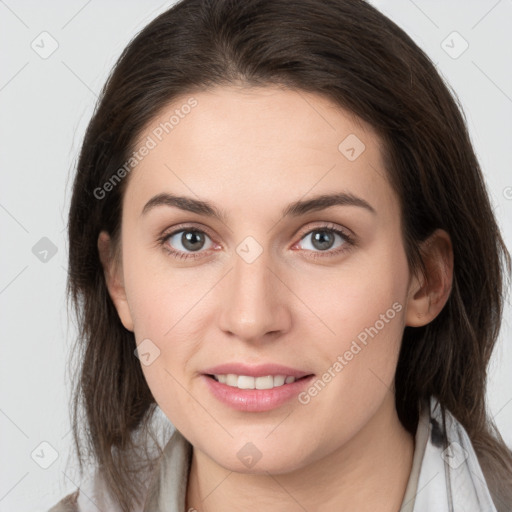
98,85,453,511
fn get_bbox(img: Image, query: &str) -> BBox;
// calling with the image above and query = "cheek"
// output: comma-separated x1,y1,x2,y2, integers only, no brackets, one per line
122,243,210,388
122,240,194,336
296,246,407,346
293,242,409,399
287,259,408,448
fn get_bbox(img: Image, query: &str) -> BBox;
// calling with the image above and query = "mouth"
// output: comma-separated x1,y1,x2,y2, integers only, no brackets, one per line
205,373,313,390
202,372,316,412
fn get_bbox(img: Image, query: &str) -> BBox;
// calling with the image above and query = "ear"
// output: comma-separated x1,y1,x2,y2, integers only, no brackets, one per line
405,229,454,327
97,230,134,332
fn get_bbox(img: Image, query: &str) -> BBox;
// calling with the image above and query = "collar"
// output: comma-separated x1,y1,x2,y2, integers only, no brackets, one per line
139,395,497,511
409,395,497,511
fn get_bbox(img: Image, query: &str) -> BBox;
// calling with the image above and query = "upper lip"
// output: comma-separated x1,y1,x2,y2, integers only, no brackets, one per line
202,363,314,379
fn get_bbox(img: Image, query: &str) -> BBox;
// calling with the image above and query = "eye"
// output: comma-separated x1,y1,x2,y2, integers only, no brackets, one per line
159,228,216,260
158,223,355,261
294,224,355,258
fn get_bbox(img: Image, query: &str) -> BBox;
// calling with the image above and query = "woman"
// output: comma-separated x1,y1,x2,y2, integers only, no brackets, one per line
49,0,512,510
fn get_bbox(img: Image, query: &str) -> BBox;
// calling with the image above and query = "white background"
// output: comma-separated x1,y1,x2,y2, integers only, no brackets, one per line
0,1,511,510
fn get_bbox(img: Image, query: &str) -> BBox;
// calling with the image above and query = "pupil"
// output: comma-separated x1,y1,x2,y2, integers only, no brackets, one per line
182,231,204,251
313,231,334,250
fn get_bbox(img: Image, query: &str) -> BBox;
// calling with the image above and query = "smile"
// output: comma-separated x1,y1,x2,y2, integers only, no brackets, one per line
203,374,315,412
210,374,300,389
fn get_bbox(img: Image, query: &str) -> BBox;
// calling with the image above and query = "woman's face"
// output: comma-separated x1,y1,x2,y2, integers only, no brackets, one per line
106,85,418,473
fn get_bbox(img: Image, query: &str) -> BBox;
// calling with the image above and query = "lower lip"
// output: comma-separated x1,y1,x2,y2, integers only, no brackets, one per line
202,374,315,412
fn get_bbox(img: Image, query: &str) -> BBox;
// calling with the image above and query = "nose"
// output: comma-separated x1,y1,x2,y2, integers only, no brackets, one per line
217,249,292,343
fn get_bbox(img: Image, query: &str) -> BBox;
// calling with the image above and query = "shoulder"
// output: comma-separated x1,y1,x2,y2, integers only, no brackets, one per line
47,490,80,512
46,428,190,512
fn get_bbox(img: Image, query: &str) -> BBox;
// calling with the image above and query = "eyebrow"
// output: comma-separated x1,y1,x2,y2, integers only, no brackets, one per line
141,191,376,221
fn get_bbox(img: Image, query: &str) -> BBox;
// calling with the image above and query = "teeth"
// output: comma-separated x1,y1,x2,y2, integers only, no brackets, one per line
213,374,298,389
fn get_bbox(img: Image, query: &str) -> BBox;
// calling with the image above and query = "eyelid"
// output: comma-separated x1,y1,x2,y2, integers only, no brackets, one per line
160,221,353,245
158,220,356,259
294,221,354,243
159,222,217,241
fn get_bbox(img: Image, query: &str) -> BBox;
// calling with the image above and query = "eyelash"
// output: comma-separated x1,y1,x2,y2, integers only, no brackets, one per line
157,223,356,261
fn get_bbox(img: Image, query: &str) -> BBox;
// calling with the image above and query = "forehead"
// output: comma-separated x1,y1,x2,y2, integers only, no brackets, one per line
124,86,396,221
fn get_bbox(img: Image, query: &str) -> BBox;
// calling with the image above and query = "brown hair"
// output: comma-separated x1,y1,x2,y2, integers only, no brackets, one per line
66,0,512,510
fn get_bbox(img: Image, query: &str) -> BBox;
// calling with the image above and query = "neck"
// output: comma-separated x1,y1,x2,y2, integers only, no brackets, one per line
186,392,415,512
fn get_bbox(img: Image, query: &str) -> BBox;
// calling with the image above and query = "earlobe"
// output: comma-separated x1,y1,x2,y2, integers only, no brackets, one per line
405,229,454,328
97,231,134,332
